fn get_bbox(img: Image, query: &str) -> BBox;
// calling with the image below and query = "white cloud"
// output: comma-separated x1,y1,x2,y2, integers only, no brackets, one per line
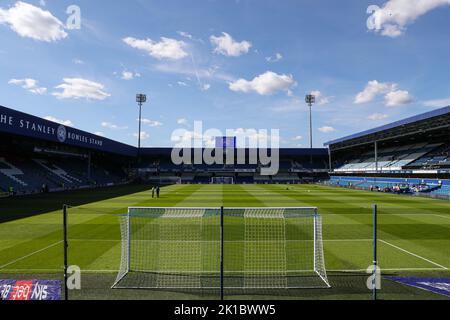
385,90,413,107
53,78,111,100
172,129,225,148
355,80,413,107
177,31,193,39
121,71,134,80
177,31,204,43
201,84,211,91
94,131,105,137
0,1,67,42
72,58,84,65
44,116,73,127
210,32,252,57
140,118,163,127
229,128,281,147
123,37,188,60
367,113,389,121
292,136,303,141
266,53,283,62
177,118,188,126
310,90,332,106
134,131,150,140
121,71,140,81
423,98,450,108
101,122,128,130
8,78,47,95
319,126,336,133
367,0,450,37
354,80,396,104
229,71,296,95
171,130,203,146
154,63,235,83
177,81,188,87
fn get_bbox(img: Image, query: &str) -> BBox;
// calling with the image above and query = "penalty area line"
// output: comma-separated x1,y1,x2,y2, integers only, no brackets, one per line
379,239,448,270
0,241,63,271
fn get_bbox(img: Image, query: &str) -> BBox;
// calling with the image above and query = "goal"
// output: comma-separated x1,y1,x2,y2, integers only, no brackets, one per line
211,177,234,184
112,207,330,291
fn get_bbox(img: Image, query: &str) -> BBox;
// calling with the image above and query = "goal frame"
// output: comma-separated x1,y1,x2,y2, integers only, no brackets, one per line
211,177,235,184
112,206,330,291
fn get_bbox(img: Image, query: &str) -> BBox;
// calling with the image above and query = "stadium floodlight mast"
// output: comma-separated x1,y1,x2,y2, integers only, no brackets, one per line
305,94,316,149
136,94,147,155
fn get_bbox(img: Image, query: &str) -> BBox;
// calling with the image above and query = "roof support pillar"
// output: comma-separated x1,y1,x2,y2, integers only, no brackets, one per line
375,141,378,173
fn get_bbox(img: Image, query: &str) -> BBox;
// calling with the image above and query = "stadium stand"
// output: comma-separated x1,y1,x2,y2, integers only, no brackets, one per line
137,148,329,185
4,102,449,201
325,105,450,200
0,105,133,196
335,143,442,172
326,176,450,199
0,105,331,195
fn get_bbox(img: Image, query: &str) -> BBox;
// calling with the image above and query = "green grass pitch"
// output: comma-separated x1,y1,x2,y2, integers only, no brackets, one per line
0,184,449,300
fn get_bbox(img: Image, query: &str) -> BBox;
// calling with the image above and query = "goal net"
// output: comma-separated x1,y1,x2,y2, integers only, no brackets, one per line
211,177,234,184
112,207,330,291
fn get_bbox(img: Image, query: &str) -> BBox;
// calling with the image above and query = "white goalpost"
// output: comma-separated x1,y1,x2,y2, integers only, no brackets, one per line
112,207,330,291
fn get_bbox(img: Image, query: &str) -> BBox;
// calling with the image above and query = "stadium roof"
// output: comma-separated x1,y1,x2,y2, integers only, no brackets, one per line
325,106,450,150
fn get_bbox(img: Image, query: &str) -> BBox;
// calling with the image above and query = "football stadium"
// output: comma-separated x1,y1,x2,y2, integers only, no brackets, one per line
1,0,450,306
0,103,449,301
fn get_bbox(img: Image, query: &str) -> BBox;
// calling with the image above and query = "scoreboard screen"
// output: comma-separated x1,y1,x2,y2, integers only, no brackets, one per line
215,137,236,149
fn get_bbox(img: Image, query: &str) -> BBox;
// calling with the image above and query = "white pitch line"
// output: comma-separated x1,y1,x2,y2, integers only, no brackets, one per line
1,267,447,274
329,268,447,272
0,269,117,273
432,214,450,220
379,239,448,270
0,241,63,270
67,239,373,243
389,213,450,220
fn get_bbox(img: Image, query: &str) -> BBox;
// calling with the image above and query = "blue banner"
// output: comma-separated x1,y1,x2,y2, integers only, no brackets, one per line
0,105,136,157
0,279,61,301
386,277,450,297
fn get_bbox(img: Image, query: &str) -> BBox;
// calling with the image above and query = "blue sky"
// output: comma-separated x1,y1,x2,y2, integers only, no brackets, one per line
0,0,449,147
